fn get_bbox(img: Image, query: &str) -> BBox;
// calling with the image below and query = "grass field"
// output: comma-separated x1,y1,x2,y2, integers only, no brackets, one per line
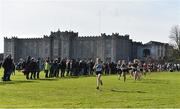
0,68,180,108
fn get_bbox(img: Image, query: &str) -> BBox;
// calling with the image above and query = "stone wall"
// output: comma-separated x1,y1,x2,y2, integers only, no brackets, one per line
72,37,101,60
4,30,171,62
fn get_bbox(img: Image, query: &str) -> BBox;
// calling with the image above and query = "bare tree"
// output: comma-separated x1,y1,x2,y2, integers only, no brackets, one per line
169,25,180,50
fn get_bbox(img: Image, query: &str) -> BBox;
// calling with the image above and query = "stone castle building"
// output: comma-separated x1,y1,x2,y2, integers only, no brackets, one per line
4,30,172,62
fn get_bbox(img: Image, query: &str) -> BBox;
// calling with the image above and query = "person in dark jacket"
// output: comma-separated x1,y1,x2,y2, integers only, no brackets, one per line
60,59,66,77
36,58,41,79
24,56,31,79
2,54,14,81
105,62,110,75
49,60,54,78
29,58,37,79
53,59,59,77
74,60,80,76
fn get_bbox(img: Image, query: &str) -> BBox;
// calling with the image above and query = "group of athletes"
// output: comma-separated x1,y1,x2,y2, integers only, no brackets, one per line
94,58,146,90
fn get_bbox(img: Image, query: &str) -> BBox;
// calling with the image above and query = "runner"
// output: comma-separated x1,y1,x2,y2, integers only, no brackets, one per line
94,58,103,90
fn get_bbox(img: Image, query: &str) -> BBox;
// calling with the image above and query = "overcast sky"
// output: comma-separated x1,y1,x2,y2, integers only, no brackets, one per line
0,0,179,53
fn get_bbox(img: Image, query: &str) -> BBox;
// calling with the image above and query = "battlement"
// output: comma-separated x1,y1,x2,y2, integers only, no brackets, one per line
79,35,101,38
12,36,18,39
132,41,143,45
4,36,19,40
4,30,131,41
4,36,44,40
112,33,119,36
49,29,78,38
4,37,11,40
100,33,130,40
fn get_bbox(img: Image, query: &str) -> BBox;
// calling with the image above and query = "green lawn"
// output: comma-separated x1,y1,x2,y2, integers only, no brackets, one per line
0,68,180,108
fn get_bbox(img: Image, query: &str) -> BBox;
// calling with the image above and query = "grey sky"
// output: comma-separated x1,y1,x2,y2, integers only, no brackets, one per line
0,0,179,53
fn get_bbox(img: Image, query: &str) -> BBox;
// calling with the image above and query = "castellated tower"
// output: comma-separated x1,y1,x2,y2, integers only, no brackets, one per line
48,30,78,59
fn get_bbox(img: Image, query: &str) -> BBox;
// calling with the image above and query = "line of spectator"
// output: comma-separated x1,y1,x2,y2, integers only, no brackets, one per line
1,55,180,81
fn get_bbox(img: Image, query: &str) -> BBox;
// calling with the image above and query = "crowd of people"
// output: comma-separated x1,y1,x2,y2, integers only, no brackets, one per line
0,54,180,89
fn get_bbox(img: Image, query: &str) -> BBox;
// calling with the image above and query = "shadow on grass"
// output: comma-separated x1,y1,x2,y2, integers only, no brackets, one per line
138,79,169,84
111,89,147,93
0,80,37,85
39,78,59,81
48,76,94,80
38,76,86,81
